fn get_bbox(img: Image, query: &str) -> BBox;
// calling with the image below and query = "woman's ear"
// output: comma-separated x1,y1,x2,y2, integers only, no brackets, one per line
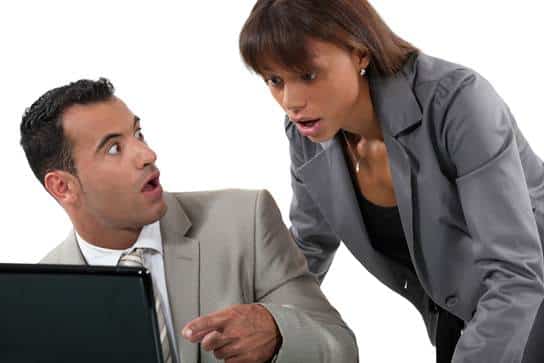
351,46,371,72
44,170,80,206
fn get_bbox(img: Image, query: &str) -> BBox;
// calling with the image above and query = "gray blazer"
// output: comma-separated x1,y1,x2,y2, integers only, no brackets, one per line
286,52,544,362
41,190,358,363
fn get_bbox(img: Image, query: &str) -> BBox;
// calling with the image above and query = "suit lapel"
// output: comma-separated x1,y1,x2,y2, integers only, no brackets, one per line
160,192,200,363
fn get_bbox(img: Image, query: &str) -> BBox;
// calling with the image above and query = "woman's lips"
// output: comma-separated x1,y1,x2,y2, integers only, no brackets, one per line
295,118,322,137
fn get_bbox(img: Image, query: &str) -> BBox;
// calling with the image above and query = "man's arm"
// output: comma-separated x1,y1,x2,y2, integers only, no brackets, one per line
253,189,358,363
183,190,358,363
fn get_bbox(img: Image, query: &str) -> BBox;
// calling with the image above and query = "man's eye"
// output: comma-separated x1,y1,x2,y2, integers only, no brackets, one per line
135,129,145,141
107,143,120,155
301,72,317,82
266,76,283,87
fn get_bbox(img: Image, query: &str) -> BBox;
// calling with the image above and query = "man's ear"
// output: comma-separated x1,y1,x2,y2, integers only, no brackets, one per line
44,170,80,206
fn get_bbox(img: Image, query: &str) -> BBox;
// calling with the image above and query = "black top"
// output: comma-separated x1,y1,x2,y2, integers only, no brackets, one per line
343,151,415,272
354,186,415,272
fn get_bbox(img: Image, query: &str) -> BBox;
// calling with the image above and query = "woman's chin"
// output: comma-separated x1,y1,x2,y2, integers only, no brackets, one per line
307,129,337,144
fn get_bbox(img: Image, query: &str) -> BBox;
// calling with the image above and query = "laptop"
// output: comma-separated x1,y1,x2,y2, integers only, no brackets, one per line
0,263,165,363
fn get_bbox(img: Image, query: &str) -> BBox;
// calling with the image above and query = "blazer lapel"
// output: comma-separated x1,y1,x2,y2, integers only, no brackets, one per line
367,58,423,261
297,136,400,285
383,134,415,256
160,192,200,363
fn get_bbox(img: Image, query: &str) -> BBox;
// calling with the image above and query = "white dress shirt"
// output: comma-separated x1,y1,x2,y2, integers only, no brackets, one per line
76,221,181,363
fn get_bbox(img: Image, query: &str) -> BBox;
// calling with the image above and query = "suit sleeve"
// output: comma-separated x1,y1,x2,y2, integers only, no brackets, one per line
253,189,358,363
285,120,341,283
436,69,544,363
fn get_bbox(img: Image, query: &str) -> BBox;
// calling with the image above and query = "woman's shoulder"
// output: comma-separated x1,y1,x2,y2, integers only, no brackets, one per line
410,52,496,106
410,52,474,85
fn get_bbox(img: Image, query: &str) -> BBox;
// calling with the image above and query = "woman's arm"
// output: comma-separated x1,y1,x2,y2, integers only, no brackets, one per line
285,120,341,283
436,69,544,363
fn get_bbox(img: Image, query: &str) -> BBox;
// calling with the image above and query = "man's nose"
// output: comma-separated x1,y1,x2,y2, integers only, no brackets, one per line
134,141,157,169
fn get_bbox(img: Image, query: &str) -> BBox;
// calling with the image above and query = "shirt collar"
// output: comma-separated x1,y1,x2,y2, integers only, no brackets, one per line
76,221,163,266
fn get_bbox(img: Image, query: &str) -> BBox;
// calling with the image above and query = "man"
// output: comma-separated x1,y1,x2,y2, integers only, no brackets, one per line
20,78,358,363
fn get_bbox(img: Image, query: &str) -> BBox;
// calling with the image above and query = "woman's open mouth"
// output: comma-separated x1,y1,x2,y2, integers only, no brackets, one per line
295,118,322,137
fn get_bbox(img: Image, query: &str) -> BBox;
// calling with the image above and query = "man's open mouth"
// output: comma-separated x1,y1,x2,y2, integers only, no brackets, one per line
142,174,160,192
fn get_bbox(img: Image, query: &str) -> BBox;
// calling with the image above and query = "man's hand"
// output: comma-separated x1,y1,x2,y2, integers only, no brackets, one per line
182,304,282,363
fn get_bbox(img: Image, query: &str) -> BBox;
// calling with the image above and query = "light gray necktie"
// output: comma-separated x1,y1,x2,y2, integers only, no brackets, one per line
118,248,173,363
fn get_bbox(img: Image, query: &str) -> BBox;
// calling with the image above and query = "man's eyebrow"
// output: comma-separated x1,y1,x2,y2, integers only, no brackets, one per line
95,116,141,153
95,132,122,153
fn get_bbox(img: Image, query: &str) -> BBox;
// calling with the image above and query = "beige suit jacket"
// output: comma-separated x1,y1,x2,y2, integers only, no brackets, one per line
41,189,358,362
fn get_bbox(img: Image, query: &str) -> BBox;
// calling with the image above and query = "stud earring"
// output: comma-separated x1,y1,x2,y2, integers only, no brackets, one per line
360,68,366,77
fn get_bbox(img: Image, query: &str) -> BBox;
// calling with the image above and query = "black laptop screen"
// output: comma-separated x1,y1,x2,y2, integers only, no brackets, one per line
0,264,163,363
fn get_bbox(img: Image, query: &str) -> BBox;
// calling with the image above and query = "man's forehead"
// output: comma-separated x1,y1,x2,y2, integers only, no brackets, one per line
62,98,135,133
63,97,129,122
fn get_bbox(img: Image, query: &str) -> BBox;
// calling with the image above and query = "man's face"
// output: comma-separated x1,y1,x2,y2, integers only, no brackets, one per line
62,97,167,230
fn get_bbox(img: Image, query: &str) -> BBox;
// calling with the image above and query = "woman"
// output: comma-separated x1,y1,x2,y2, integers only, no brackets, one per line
239,1,544,362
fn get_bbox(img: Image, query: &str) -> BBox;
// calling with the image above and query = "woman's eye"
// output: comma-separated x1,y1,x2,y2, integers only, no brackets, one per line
107,143,120,155
135,129,145,141
301,72,317,82
266,76,283,87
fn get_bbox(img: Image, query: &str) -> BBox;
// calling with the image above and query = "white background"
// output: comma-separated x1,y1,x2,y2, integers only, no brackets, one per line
1,1,543,361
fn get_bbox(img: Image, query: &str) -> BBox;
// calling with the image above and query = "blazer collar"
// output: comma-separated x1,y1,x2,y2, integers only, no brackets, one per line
367,53,422,138
57,231,87,264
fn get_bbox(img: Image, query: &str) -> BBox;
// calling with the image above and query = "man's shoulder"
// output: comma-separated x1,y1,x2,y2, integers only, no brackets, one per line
40,246,61,264
39,231,83,265
164,189,281,242
168,188,261,204
166,189,266,219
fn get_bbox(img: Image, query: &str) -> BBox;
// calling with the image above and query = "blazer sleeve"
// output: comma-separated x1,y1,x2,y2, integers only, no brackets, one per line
253,189,358,363
435,69,544,363
285,120,341,283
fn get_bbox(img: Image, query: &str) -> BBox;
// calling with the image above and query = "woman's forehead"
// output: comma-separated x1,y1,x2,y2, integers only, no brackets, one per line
258,39,347,74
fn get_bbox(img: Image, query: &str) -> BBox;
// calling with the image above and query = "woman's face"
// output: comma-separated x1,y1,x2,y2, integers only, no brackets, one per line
261,38,368,143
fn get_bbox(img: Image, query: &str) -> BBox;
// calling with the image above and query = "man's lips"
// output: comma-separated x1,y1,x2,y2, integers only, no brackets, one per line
141,171,161,192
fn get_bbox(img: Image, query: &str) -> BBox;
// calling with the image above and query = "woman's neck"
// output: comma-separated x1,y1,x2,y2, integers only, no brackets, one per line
342,78,383,141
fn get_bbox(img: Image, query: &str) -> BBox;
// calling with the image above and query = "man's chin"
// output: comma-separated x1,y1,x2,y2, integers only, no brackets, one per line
151,198,168,221
157,201,168,219
139,198,168,226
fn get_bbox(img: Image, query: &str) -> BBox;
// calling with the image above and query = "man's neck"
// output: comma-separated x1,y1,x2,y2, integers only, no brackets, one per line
73,220,142,250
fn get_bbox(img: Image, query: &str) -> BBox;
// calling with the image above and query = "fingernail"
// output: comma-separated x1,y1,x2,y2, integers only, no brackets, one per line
182,328,192,338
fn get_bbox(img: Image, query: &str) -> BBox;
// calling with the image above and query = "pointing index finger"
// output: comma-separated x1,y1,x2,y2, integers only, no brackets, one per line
182,309,231,341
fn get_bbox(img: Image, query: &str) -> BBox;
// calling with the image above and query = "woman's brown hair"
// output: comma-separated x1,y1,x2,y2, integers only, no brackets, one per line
239,0,418,76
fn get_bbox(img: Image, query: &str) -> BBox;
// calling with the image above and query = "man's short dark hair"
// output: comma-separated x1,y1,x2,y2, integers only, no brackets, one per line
20,78,115,185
